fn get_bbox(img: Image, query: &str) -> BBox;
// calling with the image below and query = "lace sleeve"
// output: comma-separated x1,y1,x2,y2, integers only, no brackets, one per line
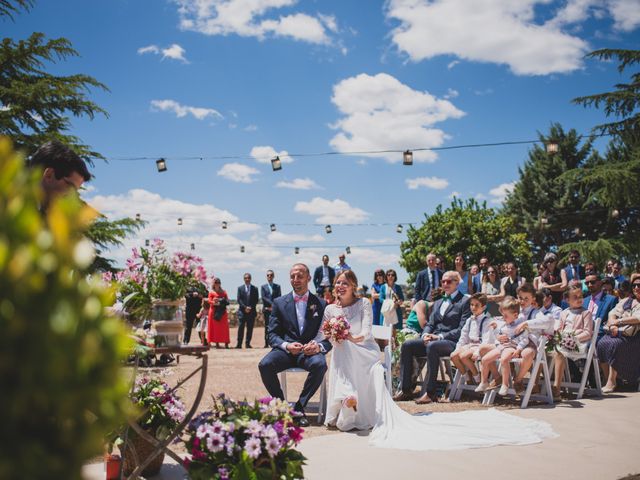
360,298,373,338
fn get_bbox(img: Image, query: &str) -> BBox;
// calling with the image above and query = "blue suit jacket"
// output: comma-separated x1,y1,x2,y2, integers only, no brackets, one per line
260,283,281,310
423,291,470,342
472,272,483,294
313,265,335,292
564,264,585,282
267,292,332,353
414,268,443,301
583,293,618,335
237,284,259,319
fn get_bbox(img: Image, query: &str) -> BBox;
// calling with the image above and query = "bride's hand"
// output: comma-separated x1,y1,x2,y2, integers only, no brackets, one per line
348,334,364,343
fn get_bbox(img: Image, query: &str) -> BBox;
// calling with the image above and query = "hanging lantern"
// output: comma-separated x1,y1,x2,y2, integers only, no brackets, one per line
271,156,282,171
135,213,141,221
145,239,150,247
396,224,403,233
345,246,351,255
612,209,620,218
177,218,183,226
156,158,167,172
270,223,276,232
545,143,559,154
190,243,195,250
240,245,245,253
403,150,413,166
540,217,548,225
222,221,228,229
294,247,300,255
325,224,332,234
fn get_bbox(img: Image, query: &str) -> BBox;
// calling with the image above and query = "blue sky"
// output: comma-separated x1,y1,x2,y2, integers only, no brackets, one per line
5,0,640,292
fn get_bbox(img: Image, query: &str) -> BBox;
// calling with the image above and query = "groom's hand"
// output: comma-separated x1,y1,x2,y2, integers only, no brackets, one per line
302,341,320,356
287,342,304,355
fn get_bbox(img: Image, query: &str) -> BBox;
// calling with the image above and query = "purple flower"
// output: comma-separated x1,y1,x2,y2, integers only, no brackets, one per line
265,436,281,458
259,396,273,404
206,433,225,453
246,420,263,436
218,467,230,480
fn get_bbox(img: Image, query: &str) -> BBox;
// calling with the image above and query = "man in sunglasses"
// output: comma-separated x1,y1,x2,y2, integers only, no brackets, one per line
28,140,91,214
583,270,618,341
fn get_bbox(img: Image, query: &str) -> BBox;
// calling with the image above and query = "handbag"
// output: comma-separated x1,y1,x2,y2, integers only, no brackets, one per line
604,298,640,337
380,285,398,326
213,297,229,321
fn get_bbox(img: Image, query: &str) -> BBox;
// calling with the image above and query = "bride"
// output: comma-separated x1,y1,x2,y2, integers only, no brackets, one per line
323,269,556,450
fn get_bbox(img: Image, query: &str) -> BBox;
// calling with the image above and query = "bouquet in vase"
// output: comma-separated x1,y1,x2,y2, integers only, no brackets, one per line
182,394,306,480
321,315,351,343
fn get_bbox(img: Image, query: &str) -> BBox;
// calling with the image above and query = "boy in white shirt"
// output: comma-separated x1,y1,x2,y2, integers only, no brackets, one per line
450,293,495,384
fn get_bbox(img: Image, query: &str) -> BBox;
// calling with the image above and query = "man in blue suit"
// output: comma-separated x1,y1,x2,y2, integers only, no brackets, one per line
259,263,332,427
413,252,443,304
564,250,585,282
236,273,259,348
583,271,618,340
471,256,490,294
313,255,335,295
395,271,471,404
261,270,282,348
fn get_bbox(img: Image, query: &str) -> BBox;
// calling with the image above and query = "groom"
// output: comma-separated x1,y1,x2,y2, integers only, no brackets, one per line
258,263,332,427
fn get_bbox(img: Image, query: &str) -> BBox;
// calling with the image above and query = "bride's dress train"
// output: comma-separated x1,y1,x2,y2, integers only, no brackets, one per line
323,300,556,450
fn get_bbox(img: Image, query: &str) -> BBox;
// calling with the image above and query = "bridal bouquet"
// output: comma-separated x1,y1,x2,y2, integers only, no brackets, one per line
321,314,351,343
557,331,579,352
182,394,306,480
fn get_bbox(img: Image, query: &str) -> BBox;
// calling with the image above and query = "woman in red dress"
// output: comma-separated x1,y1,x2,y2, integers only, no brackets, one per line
207,277,230,348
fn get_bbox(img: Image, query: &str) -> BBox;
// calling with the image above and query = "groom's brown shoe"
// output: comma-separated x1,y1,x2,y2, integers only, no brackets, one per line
392,391,414,402
414,392,436,405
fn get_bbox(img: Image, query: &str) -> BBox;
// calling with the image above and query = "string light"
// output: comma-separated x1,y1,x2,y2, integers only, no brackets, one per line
190,243,195,250
345,246,351,254
271,156,282,171
222,221,228,229
177,218,183,226
240,245,245,253
155,158,167,172
294,247,300,254
396,224,403,233
135,213,141,221
546,143,559,154
325,224,332,234
270,223,276,232
403,150,413,166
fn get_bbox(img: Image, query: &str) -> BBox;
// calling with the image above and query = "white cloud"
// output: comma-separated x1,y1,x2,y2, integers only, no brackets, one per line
250,145,294,164
365,238,396,244
444,88,459,99
175,0,337,45
276,178,321,190
217,162,260,183
263,231,325,244
138,43,189,63
386,0,589,75
607,0,640,31
447,60,460,69
548,0,640,32
488,181,516,204
448,190,461,199
244,124,258,132
406,176,449,190
294,197,370,224
150,99,223,121
329,73,465,163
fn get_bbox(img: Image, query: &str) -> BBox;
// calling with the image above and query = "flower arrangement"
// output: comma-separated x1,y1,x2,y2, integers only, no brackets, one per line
183,394,306,480
321,314,351,343
557,331,579,352
113,239,208,320
131,377,186,439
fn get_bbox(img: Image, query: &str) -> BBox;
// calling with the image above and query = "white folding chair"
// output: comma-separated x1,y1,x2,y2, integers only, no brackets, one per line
449,358,484,401
556,317,602,399
416,356,455,396
278,368,327,424
372,324,393,393
482,336,554,408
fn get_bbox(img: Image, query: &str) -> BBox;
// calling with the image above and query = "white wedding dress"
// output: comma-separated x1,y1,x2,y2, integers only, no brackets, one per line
323,299,557,450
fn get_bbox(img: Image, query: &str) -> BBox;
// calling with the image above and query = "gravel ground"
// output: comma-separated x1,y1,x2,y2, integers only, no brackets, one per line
131,327,539,439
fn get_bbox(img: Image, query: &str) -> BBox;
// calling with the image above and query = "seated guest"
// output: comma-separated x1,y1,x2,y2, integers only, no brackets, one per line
323,287,334,305
602,277,615,296
611,260,627,289
598,273,640,393
476,297,529,396
500,262,526,299
532,263,545,290
538,288,562,322
394,271,470,404
583,271,618,341
552,285,594,401
618,280,632,300
405,300,430,334
450,293,493,385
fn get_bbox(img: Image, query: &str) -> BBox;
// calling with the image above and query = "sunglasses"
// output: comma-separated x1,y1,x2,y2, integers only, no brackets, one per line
487,270,496,274
376,272,384,276
441,279,455,284
386,273,395,277
633,283,640,289
585,280,598,285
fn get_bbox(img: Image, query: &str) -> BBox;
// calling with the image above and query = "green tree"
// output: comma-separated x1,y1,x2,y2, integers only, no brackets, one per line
399,198,533,283
1,1,143,271
503,124,606,262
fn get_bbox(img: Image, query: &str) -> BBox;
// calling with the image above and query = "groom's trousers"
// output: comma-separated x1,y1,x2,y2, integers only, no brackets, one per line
400,338,456,395
258,349,327,408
